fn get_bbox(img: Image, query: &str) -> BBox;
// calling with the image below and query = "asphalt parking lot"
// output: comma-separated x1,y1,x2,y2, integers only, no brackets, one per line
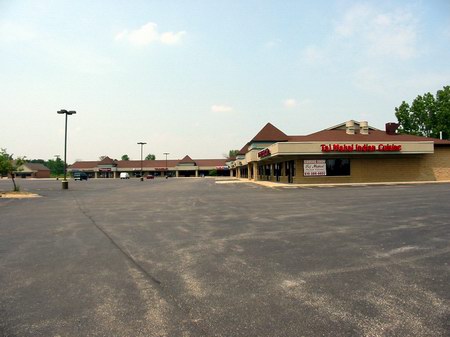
1,178,449,337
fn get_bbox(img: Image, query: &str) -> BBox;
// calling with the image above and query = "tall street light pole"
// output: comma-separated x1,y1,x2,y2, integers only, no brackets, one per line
57,109,76,189
54,155,61,180
163,152,169,177
137,142,146,181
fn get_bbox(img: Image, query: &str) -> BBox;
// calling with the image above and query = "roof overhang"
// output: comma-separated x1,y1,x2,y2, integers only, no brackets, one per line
253,141,435,162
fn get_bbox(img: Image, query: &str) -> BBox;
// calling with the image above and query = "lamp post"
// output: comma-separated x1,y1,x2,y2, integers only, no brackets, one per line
163,152,169,177
57,109,76,189
137,142,146,181
54,155,61,180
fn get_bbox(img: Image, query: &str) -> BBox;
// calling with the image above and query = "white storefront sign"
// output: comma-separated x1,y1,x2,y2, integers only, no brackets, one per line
304,160,326,176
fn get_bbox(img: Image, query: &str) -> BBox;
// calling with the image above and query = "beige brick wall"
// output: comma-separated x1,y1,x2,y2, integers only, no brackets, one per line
254,147,450,184
425,147,450,180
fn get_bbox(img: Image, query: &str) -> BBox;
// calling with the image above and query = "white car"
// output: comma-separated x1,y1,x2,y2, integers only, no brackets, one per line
120,172,130,179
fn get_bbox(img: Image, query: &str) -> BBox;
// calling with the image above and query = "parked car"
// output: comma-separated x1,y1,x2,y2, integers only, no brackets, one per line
120,172,130,179
73,172,88,181
146,175,154,179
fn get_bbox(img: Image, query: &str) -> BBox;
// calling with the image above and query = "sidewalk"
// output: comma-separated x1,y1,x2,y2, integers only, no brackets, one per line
216,178,450,188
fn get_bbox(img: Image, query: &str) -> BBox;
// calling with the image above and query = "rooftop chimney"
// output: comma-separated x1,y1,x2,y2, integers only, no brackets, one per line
360,121,369,135
346,120,355,135
385,122,399,135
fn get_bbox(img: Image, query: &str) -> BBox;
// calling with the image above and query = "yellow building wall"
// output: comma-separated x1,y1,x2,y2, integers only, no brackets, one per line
251,147,450,184
292,149,450,184
253,147,450,184
426,147,450,180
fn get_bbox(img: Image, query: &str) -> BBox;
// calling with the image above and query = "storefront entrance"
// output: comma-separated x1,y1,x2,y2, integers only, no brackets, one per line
286,160,295,183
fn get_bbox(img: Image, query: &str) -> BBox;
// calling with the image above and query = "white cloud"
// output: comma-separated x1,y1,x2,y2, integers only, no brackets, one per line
283,99,297,108
160,31,186,45
283,98,313,110
0,22,36,42
265,39,282,49
334,4,418,59
302,45,326,64
115,22,186,46
335,4,372,37
353,67,387,94
211,105,233,113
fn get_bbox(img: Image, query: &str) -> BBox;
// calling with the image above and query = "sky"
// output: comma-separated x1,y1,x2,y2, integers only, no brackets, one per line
1,0,450,162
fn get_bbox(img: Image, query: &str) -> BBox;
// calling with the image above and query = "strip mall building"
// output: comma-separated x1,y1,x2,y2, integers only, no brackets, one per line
69,155,229,178
229,120,450,184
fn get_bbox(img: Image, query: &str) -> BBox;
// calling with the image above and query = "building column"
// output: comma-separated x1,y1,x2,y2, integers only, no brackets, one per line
253,163,258,181
176,170,179,177
230,169,234,177
113,171,117,179
95,171,98,179
195,169,199,177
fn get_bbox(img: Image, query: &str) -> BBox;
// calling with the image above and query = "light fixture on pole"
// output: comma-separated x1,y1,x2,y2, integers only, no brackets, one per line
163,152,169,177
137,142,146,181
57,109,76,189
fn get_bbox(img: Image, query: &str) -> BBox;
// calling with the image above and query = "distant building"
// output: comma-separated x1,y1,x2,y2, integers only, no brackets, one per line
229,120,450,184
15,163,51,178
69,155,230,178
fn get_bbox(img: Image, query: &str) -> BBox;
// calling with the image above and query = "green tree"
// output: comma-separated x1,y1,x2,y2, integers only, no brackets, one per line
29,159,46,164
0,148,24,191
395,86,450,139
46,157,65,176
145,154,156,160
435,86,450,139
224,149,239,159
121,154,130,161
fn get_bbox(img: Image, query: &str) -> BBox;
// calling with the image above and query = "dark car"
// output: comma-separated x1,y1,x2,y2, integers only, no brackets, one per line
146,175,154,180
73,172,88,181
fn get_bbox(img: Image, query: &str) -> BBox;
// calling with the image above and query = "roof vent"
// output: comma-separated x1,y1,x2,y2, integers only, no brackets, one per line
385,122,399,135
346,120,355,135
360,121,369,135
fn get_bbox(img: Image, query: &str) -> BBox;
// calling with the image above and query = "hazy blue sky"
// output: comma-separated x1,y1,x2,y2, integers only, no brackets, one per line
1,0,449,162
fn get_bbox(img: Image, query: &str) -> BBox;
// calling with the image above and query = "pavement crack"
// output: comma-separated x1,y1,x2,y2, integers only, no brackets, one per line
73,197,161,285
73,197,211,337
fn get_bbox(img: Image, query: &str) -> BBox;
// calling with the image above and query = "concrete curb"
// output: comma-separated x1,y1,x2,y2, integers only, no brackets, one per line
226,178,450,188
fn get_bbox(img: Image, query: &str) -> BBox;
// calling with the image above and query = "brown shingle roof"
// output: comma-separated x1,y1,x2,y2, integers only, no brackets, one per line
251,123,289,142
70,161,99,169
70,158,228,170
178,155,195,164
24,163,50,171
117,160,180,168
290,129,450,144
194,159,227,166
237,143,249,155
98,156,116,165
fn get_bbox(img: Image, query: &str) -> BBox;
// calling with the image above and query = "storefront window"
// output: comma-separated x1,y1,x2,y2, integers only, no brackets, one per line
304,159,350,177
326,159,350,176
274,163,282,181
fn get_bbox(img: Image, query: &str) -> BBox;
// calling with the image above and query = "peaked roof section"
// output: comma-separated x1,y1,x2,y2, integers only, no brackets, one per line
289,129,450,144
251,123,289,142
237,143,249,155
325,120,380,131
178,155,196,164
98,156,116,165
23,163,50,171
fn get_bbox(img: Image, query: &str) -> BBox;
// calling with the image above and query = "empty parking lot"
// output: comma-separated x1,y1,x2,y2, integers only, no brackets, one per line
1,178,449,336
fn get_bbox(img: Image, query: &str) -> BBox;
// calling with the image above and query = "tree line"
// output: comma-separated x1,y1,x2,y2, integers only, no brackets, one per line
395,86,450,139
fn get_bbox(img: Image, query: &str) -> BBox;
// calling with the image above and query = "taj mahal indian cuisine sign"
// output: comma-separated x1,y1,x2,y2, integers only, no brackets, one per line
321,143,402,153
